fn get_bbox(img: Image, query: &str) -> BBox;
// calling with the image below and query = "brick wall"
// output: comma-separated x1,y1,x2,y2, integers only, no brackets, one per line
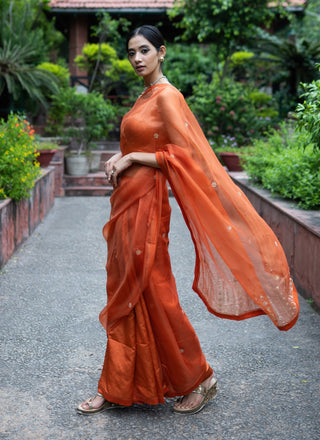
231,172,320,309
0,167,55,268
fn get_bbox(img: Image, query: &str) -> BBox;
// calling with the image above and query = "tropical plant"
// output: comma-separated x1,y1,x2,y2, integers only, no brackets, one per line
0,0,63,115
0,41,59,108
0,113,41,200
0,0,63,63
252,27,320,100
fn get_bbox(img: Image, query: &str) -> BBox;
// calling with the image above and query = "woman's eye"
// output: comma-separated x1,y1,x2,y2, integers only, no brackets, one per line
128,51,135,57
141,48,149,54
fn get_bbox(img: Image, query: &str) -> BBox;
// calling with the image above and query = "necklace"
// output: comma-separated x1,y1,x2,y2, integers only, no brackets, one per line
139,75,167,97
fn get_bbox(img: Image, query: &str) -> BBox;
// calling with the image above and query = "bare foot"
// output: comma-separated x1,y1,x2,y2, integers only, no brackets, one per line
173,375,217,412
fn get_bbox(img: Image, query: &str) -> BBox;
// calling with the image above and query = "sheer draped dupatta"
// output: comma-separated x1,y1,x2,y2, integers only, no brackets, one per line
153,84,299,330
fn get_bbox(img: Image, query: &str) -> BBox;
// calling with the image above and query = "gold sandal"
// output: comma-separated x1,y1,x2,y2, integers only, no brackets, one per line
77,392,124,415
173,376,217,415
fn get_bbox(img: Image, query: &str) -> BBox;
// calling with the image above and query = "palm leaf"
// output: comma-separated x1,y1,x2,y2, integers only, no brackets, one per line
0,39,58,106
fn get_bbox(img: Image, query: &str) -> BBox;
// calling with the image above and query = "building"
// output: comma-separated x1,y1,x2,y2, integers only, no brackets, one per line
48,0,307,80
49,1,176,79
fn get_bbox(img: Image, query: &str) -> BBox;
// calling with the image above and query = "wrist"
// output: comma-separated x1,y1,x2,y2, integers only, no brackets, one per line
128,152,136,164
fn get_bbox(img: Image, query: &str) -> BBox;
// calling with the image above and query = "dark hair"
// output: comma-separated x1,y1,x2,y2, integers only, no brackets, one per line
127,25,165,52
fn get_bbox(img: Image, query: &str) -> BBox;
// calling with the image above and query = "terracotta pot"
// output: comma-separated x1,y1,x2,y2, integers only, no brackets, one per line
218,151,243,171
36,149,57,167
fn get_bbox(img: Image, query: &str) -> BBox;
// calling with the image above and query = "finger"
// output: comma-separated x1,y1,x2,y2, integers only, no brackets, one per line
110,168,118,186
105,162,113,181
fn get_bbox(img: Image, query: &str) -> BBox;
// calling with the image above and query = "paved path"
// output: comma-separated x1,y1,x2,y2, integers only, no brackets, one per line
1,197,319,440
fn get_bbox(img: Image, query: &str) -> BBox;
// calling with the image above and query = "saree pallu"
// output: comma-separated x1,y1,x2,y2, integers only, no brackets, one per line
98,166,212,406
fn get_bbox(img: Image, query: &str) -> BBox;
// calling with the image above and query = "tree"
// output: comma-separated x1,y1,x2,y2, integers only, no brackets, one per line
169,0,284,81
253,28,320,99
87,12,130,92
0,0,63,115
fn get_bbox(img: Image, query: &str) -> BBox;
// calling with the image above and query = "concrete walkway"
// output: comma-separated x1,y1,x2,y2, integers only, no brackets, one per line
0,197,319,440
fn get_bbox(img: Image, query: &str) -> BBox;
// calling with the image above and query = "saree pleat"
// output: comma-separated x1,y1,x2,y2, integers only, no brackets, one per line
98,166,211,405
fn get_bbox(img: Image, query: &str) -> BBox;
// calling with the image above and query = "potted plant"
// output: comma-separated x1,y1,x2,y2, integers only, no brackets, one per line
36,141,59,167
46,88,117,175
208,136,244,171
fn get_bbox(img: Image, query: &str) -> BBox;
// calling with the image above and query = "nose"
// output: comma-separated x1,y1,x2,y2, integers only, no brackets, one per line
135,52,142,63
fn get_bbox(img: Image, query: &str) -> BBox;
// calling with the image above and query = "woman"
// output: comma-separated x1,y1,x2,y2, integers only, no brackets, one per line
77,25,299,416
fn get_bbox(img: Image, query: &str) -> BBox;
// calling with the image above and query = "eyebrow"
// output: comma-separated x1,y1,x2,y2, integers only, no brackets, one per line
128,44,150,51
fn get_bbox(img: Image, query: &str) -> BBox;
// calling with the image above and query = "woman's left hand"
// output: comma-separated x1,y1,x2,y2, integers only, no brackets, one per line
107,154,133,187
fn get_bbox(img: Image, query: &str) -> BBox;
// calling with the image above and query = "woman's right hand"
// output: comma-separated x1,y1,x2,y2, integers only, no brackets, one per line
104,152,123,183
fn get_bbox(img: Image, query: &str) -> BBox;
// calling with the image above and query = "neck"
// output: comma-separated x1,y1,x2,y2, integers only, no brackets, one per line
144,74,166,88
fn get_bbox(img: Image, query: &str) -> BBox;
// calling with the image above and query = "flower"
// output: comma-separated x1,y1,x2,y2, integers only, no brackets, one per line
0,114,41,201
220,106,226,111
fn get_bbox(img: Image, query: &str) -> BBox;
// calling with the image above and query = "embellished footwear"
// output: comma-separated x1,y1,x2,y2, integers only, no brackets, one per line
173,376,217,415
77,392,124,415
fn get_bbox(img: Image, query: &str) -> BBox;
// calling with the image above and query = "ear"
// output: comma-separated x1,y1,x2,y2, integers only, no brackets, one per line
159,45,166,59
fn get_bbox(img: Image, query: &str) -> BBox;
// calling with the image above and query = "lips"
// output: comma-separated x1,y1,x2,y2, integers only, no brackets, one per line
135,66,145,72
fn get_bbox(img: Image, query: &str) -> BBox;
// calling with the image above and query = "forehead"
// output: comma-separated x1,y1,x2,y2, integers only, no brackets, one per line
128,35,154,50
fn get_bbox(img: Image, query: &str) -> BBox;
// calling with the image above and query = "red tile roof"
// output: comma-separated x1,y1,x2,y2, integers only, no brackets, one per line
269,0,306,7
49,0,306,11
49,0,175,9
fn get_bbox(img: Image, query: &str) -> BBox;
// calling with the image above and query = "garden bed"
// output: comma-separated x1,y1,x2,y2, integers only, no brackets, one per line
230,171,320,310
0,167,55,269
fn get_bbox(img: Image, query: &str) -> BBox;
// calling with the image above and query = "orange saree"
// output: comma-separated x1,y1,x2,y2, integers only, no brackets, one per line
98,84,299,406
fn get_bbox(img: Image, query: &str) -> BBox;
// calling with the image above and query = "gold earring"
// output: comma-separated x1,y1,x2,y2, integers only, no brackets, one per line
160,57,164,62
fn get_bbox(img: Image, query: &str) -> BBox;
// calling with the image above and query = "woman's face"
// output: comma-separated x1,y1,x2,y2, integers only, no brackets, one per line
127,34,165,85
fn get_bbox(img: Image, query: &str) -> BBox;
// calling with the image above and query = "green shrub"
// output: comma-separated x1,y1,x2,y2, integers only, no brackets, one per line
295,67,320,150
243,123,320,209
229,51,255,80
188,76,277,147
37,62,70,89
74,43,117,73
0,114,41,200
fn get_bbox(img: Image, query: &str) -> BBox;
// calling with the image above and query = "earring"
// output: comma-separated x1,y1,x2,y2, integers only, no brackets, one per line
160,57,164,62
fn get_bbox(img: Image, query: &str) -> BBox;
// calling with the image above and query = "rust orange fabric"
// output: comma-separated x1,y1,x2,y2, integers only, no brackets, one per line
98,84,299,406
